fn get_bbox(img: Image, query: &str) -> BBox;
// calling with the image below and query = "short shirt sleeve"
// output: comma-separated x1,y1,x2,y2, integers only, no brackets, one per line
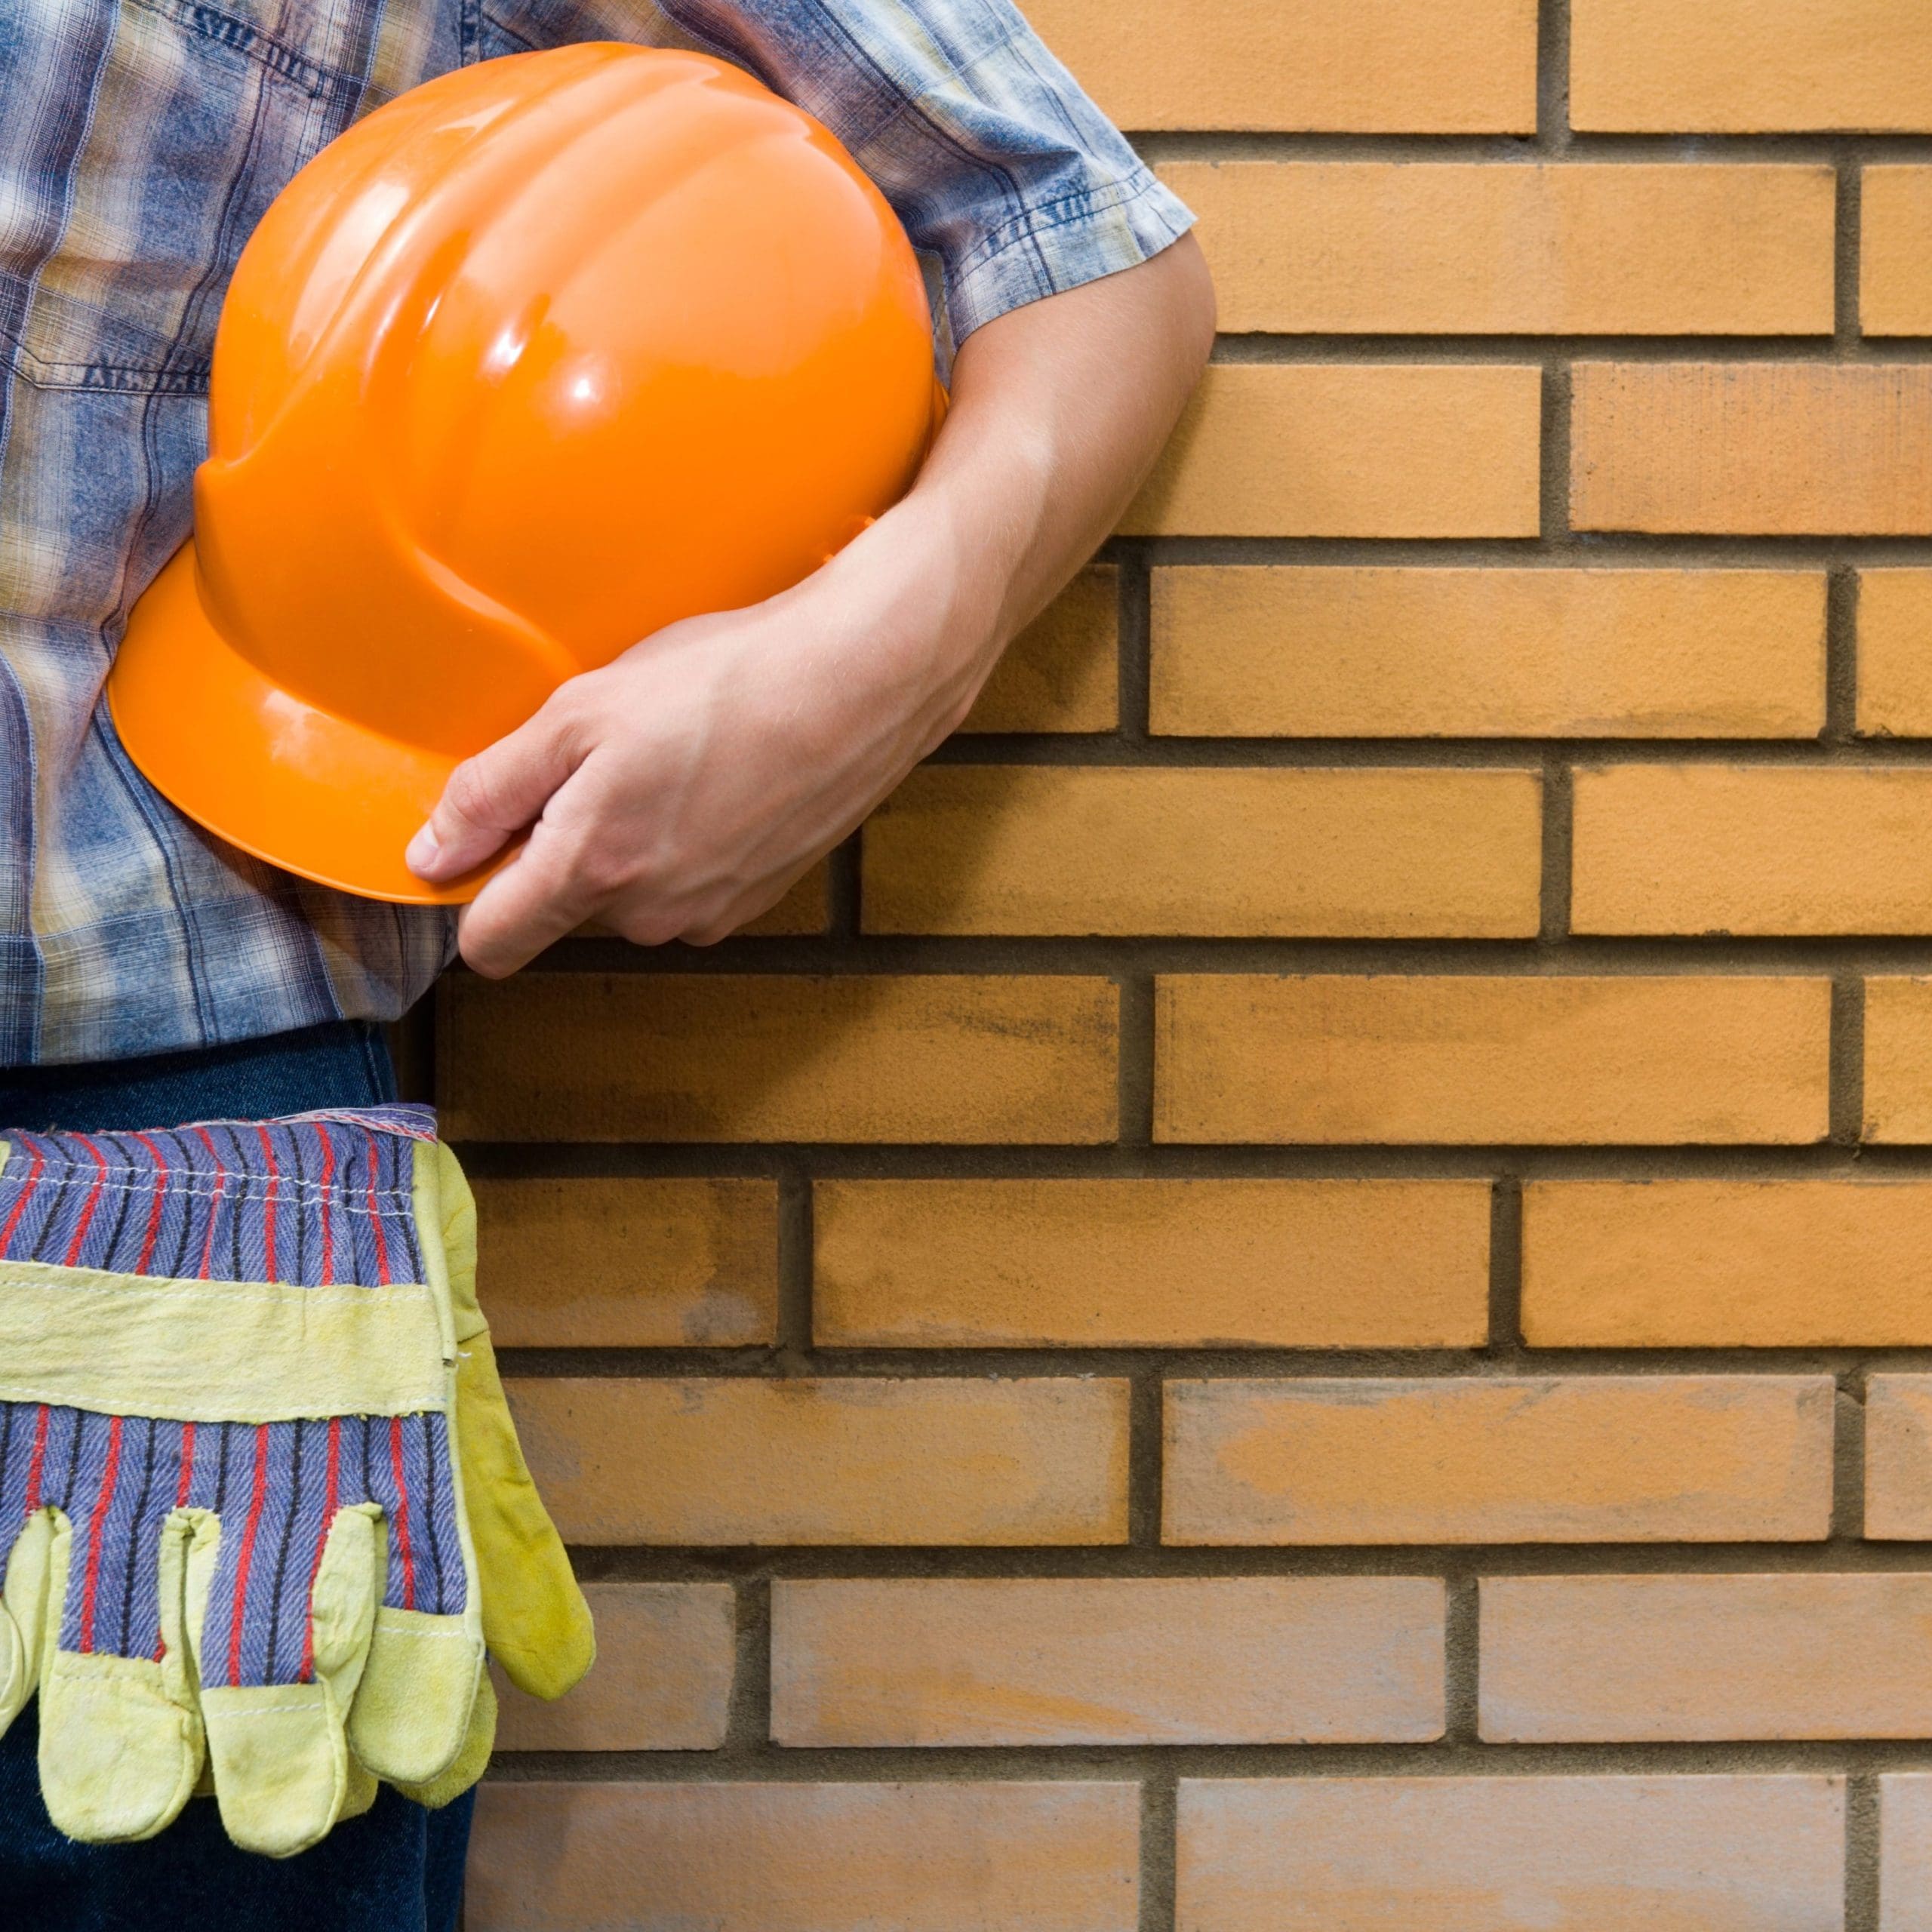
510,0,1196,345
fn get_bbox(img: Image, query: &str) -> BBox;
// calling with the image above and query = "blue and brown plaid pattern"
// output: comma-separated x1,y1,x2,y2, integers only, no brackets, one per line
0,1103,464,1690
0,0,1189,1065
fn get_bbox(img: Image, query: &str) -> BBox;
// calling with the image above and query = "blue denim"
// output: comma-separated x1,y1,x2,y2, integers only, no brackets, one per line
0,1020,473,1932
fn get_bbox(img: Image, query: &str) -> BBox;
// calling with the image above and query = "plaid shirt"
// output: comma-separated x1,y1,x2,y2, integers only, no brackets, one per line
0,0,1189,1066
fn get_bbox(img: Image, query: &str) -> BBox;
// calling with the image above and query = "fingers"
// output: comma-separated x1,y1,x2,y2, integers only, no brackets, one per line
388,1669,495,1810
198,1506,379,1860
407,697,587,885
0,1508,51,1732
346,1604,485,1786
38,1510,202,1845
452,817,607,977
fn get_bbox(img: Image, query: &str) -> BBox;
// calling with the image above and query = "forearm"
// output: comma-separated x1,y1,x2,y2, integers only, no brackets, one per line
844,230,1217,737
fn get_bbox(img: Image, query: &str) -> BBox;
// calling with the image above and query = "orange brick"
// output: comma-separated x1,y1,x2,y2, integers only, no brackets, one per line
1866,169,1932,337
439,974,1118,1144
1573,765,1932,934
771,1577,1444,1746
1167,162,1833,335
1882,1776,1932,1932
469,1781,1139,1932
1121,365,1541,538
1023,0,1535,132
1573,0,1932,131
474,1178,778,1348
1524,1181,1932,1347
492,1583,734,1751
1482,1574,1932,1739
504,1376,1129,1545
1155,974,1830,1145
961,568,1116,734
862,768,1540,937
1865,1377,1932,1539
1164,1376,1832,1546
1572,363,1932,534
1177,1774,1844,1932
1857,571,1932,736
1864,979,1932,1142
738,864,828,936
1151,565,1826,739
813,1178,1490,1349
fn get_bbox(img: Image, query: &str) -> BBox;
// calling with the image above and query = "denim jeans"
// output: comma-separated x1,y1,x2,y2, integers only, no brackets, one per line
0,1020,473,1932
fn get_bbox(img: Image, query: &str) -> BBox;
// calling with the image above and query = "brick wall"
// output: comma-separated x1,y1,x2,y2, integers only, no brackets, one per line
449,4,1932,1926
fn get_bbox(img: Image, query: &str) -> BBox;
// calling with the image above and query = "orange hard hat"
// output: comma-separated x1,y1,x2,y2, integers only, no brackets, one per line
109,43,943,903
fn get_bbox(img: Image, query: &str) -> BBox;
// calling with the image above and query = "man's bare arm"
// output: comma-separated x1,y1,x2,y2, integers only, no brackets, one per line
406,231,1216,975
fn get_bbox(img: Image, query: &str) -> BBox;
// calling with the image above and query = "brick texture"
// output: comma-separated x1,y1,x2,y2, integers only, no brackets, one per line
1178,1776,1844,1932
451,8,1932,1920
1168,162,1834,336
737,864,829,936
1481,1575,1932,1739
1865,1377,1932,1539
468,1782,1140,1932
770,1577,1444,1745
1571,363,1932,534
1883,1777,1932,1932
960,567,1118,734
1863,168,1932,337
862,767,1540,937
1120,365,1542,537
1151,566,1826,740
813,1178,1490,1347
475,1177,778,1347
1864,979,1932,1142
1572,765,1932,934
441,973,1118,1143
1857,571,1932,736
1154,974,1830,1144
1571,0,1932,132
1023,0,1537,133
504,1376,1130,1545
492,1583,735,1752
1163,1376,1833,1545
1523,1181,1932,1346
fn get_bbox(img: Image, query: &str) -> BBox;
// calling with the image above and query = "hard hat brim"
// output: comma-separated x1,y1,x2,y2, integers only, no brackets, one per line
109,544,507,906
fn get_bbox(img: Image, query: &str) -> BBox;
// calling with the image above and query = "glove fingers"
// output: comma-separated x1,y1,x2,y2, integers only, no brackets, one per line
389,1666,495,1810
0,1606,20,1730
198,1506,380,1860
41,1652,202,1844
199,1681,354,1859
340,1749,379,1823
0,1510,52,1731
38,1512,199,1844
346,1605,484,1785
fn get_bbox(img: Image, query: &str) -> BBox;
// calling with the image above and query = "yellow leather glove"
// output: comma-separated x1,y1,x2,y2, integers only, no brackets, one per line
0,1106,592,1856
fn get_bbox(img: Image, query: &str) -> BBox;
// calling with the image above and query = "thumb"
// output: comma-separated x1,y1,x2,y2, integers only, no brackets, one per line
406,703,584,883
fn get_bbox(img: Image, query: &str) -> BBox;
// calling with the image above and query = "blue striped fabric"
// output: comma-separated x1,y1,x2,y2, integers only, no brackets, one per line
0,1103,465,1688
0,1105,433,1285
0,0,1191,1065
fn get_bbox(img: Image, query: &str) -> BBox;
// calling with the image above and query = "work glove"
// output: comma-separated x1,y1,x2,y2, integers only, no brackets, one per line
0,1105,592,1857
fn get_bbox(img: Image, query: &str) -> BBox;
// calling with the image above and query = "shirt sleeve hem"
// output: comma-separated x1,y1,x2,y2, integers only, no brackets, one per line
941,168,1197,345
